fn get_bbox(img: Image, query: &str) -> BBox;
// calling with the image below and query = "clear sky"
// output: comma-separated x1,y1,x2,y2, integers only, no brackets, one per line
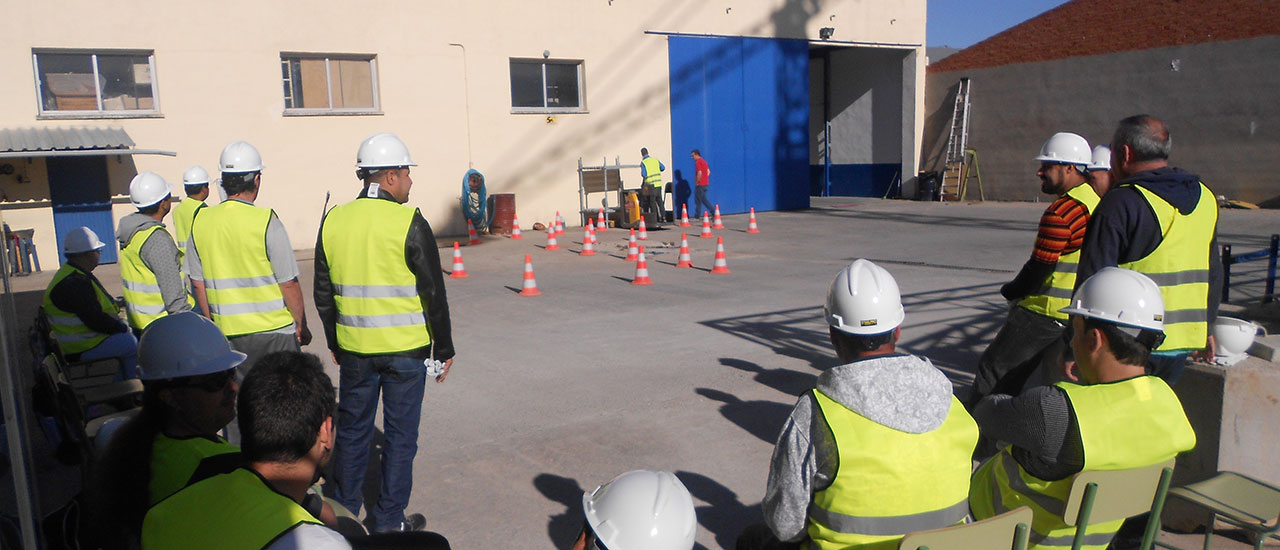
927,0,1071,48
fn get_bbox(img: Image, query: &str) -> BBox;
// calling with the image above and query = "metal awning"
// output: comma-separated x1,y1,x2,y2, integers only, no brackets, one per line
0,126,176,159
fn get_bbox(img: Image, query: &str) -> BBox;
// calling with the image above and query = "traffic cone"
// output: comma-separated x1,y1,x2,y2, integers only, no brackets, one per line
519,254,541,296
632,246,653,285
555,211,565,236
597,209,608,232
637,218,648,241
468,220,480,245
710,236,731,274
449,242,469,278
580,226,596,256
712,205,725,229
675,233,694,268
625,229,639,261
700,212,714,238
545,223,559,251
510,214,523,239
746,207,760,234
680,205,692,227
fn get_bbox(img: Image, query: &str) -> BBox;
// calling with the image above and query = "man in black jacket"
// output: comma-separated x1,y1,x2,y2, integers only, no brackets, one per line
41,226,137,378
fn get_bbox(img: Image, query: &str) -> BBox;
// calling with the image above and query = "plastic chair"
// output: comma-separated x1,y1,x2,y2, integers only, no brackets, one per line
899,506,1032,550
32,312,141,421
1064,459,1176,550
1154,471,1280,550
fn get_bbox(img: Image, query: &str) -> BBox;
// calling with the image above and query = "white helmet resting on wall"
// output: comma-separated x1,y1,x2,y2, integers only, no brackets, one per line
825,259,905,335
356,133,417,170
1061,266,1165,343
582,470,697,550
63,226,107,254
138,311,246,381
129,171,173,209
220,141,264,173
1087,145,1111,171
1034,132,1091,166
182,165,211,186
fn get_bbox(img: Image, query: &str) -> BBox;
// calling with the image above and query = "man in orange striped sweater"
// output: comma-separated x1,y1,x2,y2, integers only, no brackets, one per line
966,133,1100,439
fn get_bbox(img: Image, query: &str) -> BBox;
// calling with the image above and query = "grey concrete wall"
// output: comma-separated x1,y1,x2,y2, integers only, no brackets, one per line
810,47,909,165
921,35,1280,203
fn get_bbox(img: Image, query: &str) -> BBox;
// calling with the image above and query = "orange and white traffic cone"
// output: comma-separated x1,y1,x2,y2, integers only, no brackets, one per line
712,205,725,229
625,228,639,261
632,246,653,285
637,218,648,241
710,236,731,274
510,214,523,239
675,233,694,268
519,254,541,296
449,242,469,278
545,223,560,251
680,205,692,227
700,212,714,238
597,209,608,232
555,211,565,236
468,220,480,245
746,207,760,234
580,225,596,256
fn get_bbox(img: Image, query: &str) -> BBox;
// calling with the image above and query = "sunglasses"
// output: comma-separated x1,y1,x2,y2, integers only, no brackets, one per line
172,369,236,392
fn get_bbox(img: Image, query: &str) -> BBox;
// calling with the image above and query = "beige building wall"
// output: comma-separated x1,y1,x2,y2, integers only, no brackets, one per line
0,0,923,265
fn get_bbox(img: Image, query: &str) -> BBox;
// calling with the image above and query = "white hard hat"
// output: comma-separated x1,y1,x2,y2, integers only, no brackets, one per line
1060,267,1164,332
138,312,246,381
1034,132,1091,166
129,171,173,209
356,133,417,169
825,259,905,335
63,226,106,254
1212,316,1260,362
582,470,696,550
1088,145,1111,171
182,165,210,186
220,141,264,173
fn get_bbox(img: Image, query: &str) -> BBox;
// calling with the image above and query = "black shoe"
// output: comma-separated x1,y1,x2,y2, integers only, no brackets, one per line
375,513,426,533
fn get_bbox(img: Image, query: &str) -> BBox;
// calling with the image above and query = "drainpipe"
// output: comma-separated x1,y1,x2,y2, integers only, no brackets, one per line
448,43,473,169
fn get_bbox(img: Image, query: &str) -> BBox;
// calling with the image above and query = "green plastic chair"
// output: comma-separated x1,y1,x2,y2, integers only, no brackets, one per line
1154,471,1280,550
898,506,1032,550
1063,459,1176,550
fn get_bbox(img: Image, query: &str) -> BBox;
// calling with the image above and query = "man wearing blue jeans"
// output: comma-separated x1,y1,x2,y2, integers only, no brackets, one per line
42,226,138,379
314,133,455,533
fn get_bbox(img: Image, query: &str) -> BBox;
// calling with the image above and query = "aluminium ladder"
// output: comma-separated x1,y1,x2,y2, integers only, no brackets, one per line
940,77,971,201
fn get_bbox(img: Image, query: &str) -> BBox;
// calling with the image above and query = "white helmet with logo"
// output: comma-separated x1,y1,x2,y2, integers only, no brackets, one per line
63,226,107,254
1060,267,1164,332
1087,145,1111,171
825,259,905,335
129,171,172,209
1034,132,1091,166
138,312,246,381
220,141,264,173
582,470,697,550
356,133,417,170
182,165,211,186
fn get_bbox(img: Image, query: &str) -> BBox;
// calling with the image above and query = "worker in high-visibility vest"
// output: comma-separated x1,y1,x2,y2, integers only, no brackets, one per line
1076,115,1221,383
117,171,192,334
41,226,138,379
738,259,978,550
572,470,696,550
314,133,454,533
967,133,1099,424
970,267,1196,550
1085,145,1113,197
639,147,666,226
172,165,210,264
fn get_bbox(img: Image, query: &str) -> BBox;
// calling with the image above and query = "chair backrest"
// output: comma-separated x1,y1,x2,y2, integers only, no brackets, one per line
899,506,1033,550
1064,459,1175,527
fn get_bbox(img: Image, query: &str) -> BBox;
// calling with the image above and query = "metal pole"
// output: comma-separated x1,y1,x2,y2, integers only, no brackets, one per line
0,210,42,549
1222,244,1233,304
824,121,832,197
1266,234,1278,303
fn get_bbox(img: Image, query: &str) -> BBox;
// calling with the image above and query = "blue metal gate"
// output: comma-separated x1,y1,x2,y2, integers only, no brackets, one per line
47,156,117,265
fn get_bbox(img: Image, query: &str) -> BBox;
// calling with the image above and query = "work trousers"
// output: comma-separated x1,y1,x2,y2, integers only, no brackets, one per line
642,185,665,224
223,331,300,445
79,332,139,380
1147,351,1189,384
969,305,1066,407
694,186,714,218
331,353,427,533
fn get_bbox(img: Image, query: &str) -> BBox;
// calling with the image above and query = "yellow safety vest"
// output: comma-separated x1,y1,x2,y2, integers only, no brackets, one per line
142,468,322,550
807,391,978,550
148,433,239,506
190,200,293,337
121,225,193,331
1020,184,1101,320
969,377,1195,550
642,156,663,188
172,197,205,263
321,198,431,354
1119,183,1217,351
41,264,119,355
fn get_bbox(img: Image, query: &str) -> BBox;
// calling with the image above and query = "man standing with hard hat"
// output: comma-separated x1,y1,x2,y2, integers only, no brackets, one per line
969,267,1196,549
314,133,454,533
738,259,978,550
1085,145,1112,197
42,226,138,378
640,147,666,225
117,171,191,334
1076,115,1221,383
172,165,210,264
967,133,1100,413
571,470,697,550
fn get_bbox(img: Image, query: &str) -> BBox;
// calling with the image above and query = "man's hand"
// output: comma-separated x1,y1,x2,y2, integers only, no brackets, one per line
297,323,313,346
1191,334,1217,363
435,358,454,383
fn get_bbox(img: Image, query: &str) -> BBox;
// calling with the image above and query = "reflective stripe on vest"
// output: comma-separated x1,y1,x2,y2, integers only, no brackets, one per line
41,264,118,354
142,468,321,550
190,200,292,337
641,157,663,187
148,433,239,505
807,390,978,550
321,198,431,354
172,197,205,261
1019,184,1101,320
1119,183,1216,351
121,225,174,330
969,377,1195,549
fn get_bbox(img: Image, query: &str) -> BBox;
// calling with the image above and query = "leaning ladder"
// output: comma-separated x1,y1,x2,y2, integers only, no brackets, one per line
940,77,972,201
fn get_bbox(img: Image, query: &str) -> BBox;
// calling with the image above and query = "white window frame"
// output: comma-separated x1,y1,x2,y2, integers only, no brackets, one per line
281,53,381,116
32,49,162,119
509,58,587,114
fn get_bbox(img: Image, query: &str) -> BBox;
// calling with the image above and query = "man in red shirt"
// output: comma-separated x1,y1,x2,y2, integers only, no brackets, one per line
691,149,713,218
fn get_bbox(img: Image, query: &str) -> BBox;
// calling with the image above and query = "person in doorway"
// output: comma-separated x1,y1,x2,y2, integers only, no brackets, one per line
42,226,138,379
118,171,192,335
640,147,666,226
460,169,489,233
691,149,713,219
1085,145,1113,197
172,165,211,265
738,259,978,550
569,470,697,550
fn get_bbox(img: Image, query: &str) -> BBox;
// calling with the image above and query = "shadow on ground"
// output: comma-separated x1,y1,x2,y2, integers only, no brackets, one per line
695,388,792,445
677,470,761,550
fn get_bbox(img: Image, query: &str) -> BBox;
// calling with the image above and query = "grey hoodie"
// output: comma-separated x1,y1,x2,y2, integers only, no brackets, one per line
116,212,191,322
762,353,959,542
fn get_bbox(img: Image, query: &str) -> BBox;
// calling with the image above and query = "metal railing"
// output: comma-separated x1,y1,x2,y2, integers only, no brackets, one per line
1222,234,1278,304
